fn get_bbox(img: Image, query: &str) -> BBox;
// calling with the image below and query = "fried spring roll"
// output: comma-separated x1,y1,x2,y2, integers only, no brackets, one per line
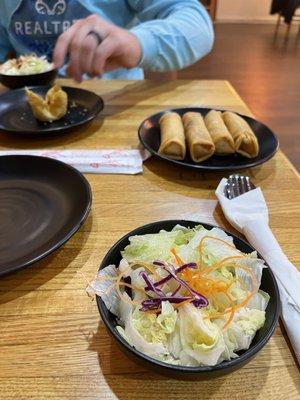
222,111,259,158
204,110,235,155
158,112,186,160
182,112,215,162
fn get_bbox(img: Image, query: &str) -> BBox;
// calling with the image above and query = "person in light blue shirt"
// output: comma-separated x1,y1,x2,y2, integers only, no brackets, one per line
0,0,214,81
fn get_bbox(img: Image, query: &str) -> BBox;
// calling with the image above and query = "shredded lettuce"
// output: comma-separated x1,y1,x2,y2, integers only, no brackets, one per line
216,308,266,351
116,326,132,345
124,311,168,358
122,230,179,263
122,303,178,360
176,304,225,366
0,55,53,75
234,308,266,336
177,226,237,264
132,301,177,343
247,290,270,311
157,301,178,333
122,226,202,263
87,264,120,317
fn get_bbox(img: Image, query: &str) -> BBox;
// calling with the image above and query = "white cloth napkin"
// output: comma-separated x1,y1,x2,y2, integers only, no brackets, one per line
216,178,300,364
0,149,150,174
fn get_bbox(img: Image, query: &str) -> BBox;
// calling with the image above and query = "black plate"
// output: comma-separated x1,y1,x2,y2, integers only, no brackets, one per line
138,108,279,171
0,85,104,134
0,155,92,276
0,69,57,89
97,220,280,379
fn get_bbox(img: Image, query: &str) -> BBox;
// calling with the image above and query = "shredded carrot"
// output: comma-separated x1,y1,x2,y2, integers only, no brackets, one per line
198,235,245,269
171,248,184,266
95,275,117,282
178,249,258,329
143,308,161,314
199,235,245,253
180,267,194,282
203,291,236,330
204,276,255,321
231,264,257,301
232,275,256,310
202,256,246,276
103,282,117,296
218,254,246,263
143,298,193,314
115,285,140,306
130,261,161,279
118,281,146,294
222,313,235,330
173,299,193,310
115,269,141,306
236,271,256,310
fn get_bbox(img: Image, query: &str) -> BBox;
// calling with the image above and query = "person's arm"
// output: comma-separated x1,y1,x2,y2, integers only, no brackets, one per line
129,0,214,71
53,0,213,81
0,24,14,63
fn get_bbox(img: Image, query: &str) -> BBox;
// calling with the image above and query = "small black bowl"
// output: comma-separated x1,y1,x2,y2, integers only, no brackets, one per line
96,220,280,380
0,69,57,89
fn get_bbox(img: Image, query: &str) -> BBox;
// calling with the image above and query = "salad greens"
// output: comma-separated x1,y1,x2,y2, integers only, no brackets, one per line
0,55,53,76
89,225,269,367
121,225,200,263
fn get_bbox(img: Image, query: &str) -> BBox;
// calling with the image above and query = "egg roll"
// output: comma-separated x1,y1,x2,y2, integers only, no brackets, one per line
222,111,259,158
158,112,186,160
182,112,215,162
204,110,235,155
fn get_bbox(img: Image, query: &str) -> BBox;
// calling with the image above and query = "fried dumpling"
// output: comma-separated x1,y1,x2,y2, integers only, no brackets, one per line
26,85,68,122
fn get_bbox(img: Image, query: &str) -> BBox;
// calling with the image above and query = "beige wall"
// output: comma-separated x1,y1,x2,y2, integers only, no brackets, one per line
216,0,277,22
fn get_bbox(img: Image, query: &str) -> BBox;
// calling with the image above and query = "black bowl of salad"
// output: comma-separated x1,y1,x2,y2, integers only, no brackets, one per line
0,55,57,89
93,220,280,379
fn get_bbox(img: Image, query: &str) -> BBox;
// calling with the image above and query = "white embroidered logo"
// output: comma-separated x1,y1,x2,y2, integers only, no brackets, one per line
35,0,67,16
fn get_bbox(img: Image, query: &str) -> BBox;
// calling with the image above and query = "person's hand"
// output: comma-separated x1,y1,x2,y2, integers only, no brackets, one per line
53,14,142,82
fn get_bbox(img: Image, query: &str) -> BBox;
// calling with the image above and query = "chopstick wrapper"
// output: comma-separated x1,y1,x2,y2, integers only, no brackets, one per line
216,178,300,363
0,149,150,174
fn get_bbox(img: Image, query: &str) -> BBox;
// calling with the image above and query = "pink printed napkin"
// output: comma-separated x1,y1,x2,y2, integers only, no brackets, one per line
0,149,151,174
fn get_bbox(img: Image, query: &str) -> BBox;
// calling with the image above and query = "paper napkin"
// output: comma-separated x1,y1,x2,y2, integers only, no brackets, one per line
216,178,300,363
0,149,149,174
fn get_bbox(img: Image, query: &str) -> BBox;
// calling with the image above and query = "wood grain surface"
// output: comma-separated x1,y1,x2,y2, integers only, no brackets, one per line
0,80,299,400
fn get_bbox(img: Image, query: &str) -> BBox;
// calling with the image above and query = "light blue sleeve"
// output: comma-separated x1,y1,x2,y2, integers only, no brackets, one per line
128,0,214,72
0,23,13,63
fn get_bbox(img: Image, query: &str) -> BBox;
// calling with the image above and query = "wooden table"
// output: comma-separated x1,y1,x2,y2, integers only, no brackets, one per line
0,80,299,400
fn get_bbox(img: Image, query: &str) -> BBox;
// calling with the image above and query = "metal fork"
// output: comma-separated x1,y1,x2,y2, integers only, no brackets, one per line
224,174,256,199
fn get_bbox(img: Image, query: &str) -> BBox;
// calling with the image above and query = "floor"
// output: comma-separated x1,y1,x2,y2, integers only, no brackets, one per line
177,23,300,171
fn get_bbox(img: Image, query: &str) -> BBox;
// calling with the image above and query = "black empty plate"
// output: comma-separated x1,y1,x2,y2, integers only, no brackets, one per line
138,108,279,171
0,85,104,135
0,155,92,276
